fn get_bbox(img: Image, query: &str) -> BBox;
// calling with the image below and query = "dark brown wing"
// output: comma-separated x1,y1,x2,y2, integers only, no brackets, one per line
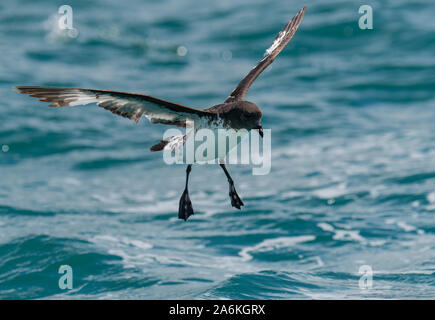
15,86,215,126
225,6,306,103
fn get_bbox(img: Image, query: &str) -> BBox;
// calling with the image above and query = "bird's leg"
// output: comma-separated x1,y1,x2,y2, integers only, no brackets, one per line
178,165,194,221
220,164,244,209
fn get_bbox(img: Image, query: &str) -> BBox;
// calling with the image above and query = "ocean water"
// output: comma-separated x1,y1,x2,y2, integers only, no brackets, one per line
0,0,434,299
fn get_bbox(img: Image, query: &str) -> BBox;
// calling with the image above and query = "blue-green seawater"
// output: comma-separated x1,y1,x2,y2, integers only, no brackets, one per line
0,0,434,299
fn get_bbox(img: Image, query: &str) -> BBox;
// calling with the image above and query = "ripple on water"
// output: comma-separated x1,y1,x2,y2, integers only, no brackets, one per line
0,235,157,299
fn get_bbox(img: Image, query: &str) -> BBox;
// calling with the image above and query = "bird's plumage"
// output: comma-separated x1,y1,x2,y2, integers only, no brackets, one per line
14,86,216,126
225,6,306,103
14,6,307,221
15,7,306,128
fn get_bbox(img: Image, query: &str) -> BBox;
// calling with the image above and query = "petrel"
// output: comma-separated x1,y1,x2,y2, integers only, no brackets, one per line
15,7,306,221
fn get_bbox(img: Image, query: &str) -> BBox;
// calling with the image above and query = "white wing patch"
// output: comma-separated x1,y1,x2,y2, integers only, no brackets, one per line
62,90,160,123
15,86,209,125
164,135,186,151
265,30,287,56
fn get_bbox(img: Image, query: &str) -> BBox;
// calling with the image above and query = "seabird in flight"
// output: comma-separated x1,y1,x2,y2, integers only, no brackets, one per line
15,7,306,221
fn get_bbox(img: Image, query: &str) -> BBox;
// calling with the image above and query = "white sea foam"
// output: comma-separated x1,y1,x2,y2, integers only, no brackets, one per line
317,222,335,232
92,235,153,250
386,219,423,233
427,192,435,203
317,222,366,243
124,239,153,250
109,201,176,214
314,256,324,267
332,230,365,242
239,235,316,261
313,183,347,199
396,221,417,232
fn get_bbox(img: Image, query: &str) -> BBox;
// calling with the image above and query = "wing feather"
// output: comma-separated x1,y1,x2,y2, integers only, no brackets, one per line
15,86,215,126
225,6,306,103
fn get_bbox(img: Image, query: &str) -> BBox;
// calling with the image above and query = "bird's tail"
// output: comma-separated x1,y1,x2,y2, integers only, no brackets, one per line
150,135,186,152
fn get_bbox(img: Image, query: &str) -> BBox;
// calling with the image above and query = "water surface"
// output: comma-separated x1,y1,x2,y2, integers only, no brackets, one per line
0,0,434,299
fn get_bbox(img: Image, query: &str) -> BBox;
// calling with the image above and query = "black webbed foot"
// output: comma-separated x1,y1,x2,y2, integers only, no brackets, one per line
229,182,244,209
178,188,194,221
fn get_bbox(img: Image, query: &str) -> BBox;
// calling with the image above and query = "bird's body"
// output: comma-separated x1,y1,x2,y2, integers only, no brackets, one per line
152,100,262,162
204,101,262,130
15,7,307,220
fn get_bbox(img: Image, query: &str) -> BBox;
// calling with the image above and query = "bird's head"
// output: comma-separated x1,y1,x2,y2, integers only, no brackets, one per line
240,102,263,138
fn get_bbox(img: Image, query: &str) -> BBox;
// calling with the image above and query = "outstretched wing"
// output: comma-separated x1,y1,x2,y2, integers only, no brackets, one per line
225,6,306,103
15,86,215,126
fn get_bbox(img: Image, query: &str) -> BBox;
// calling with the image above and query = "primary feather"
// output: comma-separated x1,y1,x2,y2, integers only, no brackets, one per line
14,86,216,126
225,6,306,103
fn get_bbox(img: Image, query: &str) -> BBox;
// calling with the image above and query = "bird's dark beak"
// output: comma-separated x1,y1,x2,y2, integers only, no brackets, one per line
256,125,264,138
